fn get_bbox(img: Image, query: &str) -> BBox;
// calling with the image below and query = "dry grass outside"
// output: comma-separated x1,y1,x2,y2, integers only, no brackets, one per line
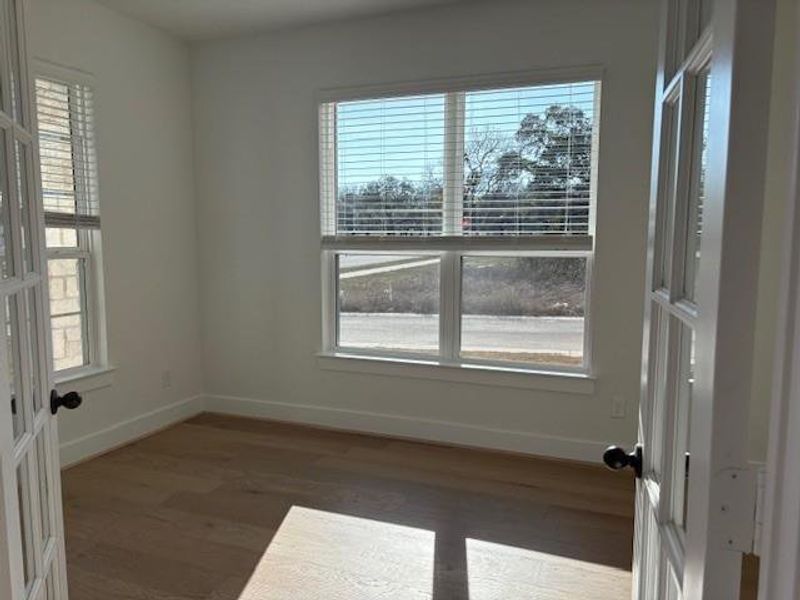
339,256,587,317
461,350,584,366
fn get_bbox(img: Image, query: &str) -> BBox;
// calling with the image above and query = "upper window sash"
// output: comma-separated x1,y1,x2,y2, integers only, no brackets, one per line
321,235,593,253
320,77,601,248
35,76,100,231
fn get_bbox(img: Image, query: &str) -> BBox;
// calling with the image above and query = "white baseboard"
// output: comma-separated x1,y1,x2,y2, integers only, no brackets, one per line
59,395,205,468
204,394,607,463
59,393,609,468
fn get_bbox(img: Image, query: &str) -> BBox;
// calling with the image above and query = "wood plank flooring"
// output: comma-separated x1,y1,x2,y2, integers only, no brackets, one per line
58,413,749,599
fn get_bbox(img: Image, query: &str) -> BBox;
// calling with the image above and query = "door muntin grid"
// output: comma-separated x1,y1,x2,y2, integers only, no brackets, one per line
0,1,65,599
638,1,714,597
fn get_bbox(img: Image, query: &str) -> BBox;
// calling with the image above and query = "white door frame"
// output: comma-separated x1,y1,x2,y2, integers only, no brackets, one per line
758,4,800,595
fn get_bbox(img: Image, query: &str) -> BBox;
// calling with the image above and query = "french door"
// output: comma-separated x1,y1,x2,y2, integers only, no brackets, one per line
626,0,774,598
0,1,71,599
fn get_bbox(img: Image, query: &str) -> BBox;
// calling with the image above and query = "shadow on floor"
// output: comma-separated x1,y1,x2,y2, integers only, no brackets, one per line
62,413,639,599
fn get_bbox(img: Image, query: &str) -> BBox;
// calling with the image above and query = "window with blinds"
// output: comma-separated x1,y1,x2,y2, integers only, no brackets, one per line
319,76,600,372
35,75,104,374
320,80,599,240
36,78,100,230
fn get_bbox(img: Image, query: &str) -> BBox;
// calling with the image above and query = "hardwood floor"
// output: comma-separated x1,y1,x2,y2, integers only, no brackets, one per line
61,414,638,599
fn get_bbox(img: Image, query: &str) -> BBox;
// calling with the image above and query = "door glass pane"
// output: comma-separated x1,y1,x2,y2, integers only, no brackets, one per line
24,288,42,413
45,563,57,600
15,140,34,273
654,100,680,291
37,434,52,545
7,295,25,441
672,325,695,532
642,505,663,598
460,256,585,367
337,254,440,355
17,459,35,592
649,304,671,481
682,71,711,301
664,562,684,600
0,130,11,279
669,0,705,77
8,0,25,125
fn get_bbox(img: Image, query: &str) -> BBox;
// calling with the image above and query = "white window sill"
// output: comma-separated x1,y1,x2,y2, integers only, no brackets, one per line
317,353,595,395
55,365,115,394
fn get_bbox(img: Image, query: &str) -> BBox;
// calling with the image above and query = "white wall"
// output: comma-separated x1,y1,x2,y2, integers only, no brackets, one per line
28,0,204,464
191,0,659,461
749,0,798,462
24,0,782,467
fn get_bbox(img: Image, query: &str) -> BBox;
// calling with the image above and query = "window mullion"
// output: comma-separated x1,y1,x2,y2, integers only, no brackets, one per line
76,228,96,368
442,91,465,236
439,250,461,362
440,91,465,362
322,250,337,353
77,251,92,367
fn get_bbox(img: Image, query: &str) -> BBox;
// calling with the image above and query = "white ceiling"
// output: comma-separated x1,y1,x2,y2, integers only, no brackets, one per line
95,0,468,41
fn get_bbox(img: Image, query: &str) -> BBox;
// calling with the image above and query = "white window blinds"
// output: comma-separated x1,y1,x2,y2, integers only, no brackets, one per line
35,77,100,229
320,80,599,240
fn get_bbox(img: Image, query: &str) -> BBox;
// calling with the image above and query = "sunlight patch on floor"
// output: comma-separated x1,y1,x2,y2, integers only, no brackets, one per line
236,506,436,599
465,538,631,600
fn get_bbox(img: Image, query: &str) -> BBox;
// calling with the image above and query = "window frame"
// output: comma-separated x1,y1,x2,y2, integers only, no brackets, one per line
45,228,101,377
34,61,107,379
318,67,603,378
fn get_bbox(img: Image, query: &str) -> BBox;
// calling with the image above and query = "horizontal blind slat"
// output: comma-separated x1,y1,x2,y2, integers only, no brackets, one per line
44,211,100,230
35,77,100,230
320,80,597,238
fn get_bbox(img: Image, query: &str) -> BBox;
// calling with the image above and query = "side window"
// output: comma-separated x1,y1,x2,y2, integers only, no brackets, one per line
35,75,105,374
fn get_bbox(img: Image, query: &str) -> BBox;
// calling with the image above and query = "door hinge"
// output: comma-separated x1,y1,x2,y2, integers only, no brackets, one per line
712,465,763,554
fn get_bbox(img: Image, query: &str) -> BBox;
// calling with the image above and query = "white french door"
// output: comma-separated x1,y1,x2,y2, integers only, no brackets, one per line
0,1,71,599
625,0,775,598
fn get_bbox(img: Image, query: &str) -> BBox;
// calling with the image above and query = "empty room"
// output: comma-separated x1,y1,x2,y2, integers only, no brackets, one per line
1,0,799,598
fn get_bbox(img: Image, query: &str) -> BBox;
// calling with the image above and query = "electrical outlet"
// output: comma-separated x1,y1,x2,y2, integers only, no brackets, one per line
161,370,172,389
611,395,626,419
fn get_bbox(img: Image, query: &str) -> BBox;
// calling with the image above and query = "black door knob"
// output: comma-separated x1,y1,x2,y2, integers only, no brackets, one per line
50,390,82,415
603,444,642,478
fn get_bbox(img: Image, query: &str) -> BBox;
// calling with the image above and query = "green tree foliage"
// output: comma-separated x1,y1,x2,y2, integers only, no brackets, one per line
463,105,593,235
337,104,593,237
337,174,443,236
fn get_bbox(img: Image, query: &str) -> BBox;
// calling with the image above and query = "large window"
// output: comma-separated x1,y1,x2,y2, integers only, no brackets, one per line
35,74,104,374
320,75,600,372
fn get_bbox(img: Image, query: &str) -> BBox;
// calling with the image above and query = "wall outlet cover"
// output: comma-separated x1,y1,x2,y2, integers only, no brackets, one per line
611,395,626,419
